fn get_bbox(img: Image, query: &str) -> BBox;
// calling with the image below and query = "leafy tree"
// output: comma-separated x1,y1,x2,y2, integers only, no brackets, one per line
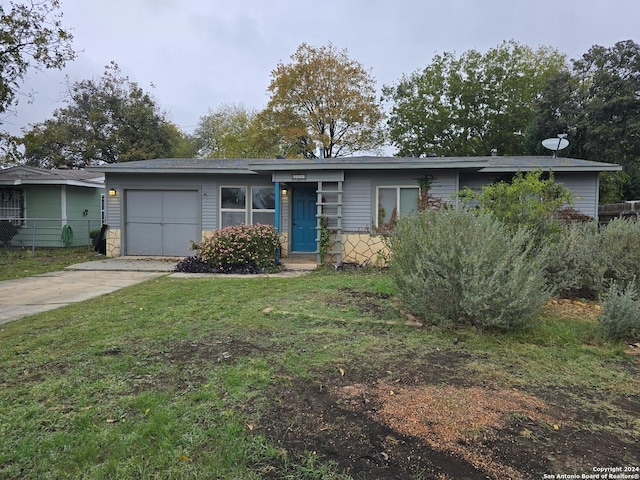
527,40,640,202
523,71,585,158
195,104,252,158
383,40,567,157
252,107,314,159
194,104,282,158
574,40,640,201
265,42,385,158
21,62,187,167
164,123,199,159
0,0,75,158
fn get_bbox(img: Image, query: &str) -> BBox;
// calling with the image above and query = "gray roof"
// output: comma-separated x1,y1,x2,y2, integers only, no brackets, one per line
478,156,621,172
89,158,256,174
88,155,622,174
0,166,105,187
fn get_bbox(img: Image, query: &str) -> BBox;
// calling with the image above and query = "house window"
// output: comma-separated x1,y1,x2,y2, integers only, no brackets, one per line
0,189,25,226
220,186,277,228
221,187,247,227
251,186,275,225
376,186,419,227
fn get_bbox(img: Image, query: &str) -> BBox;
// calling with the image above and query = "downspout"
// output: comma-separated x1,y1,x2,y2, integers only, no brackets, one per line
454,169,460,207
274,181,281,232
274,181,281,263
61,185,67,227
595,173,600,221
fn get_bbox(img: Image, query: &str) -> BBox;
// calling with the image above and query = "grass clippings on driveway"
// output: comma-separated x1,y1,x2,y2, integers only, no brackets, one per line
0,270,638,479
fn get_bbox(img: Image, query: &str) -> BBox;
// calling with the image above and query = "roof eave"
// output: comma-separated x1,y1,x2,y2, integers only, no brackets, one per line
250,161,486,171
91,167,257,175
21,179,104,187
480,166,623,173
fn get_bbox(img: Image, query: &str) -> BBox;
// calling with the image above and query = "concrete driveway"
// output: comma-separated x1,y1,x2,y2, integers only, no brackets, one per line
0,257,176,326
0,256,316,326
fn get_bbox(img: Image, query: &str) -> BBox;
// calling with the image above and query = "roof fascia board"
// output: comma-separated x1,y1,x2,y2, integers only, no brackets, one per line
0,179,104,187
480,166,622,173
250,162,487,171
90,167,257,174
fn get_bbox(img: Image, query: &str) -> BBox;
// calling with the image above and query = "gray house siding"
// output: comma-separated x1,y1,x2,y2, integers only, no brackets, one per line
459,172,495,194
342,173,371,231
427,170,459,201
202,183,217,230
106,194,120,229
344,170,459,231
555,172,599,218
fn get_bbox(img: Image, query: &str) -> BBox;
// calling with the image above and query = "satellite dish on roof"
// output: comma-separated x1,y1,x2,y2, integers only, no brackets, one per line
542,134,569,158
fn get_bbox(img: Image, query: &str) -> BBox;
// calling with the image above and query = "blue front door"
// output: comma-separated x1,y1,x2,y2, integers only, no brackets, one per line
292,186,316,252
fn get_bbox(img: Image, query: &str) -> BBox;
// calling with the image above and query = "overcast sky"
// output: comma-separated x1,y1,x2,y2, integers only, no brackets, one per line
4,0,639,138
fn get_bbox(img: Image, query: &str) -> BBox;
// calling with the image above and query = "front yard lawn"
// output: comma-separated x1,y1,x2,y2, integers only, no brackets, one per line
0,247,98,281
0,270,637,479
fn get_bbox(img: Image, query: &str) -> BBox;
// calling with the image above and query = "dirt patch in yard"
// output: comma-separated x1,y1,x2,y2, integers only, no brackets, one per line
257,349,639,479
136,312,638,479
335,287,393,319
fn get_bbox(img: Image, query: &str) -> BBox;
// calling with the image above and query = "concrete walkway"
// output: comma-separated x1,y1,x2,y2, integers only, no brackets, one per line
0,256,316,326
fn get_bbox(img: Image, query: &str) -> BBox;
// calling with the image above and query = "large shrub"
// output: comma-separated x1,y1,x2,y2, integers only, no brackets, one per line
542,221,605,299
190,223,281,272
542,218,640,299
458,170,572,244
389,208,550,331
599,217,640,288
599,280,640,341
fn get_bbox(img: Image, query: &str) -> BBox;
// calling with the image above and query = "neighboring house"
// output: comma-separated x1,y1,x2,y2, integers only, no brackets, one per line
0,166,105,248
93,156,621,263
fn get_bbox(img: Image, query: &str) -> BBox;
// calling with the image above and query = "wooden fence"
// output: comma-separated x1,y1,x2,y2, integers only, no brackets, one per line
598,201,640,224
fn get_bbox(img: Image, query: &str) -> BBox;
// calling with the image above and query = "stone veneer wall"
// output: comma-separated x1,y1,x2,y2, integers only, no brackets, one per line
340,231,389,266
279,233,289,257
106,229,121,257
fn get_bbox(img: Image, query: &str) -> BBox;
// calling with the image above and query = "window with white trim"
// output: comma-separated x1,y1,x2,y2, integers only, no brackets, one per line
220,187,247,227
376,186,419,227
0,189,25,226
220,186,277,228
251,186,275,225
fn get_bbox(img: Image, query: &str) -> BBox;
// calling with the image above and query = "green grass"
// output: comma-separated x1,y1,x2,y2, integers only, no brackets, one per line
0,247,98,280
0,269,637,478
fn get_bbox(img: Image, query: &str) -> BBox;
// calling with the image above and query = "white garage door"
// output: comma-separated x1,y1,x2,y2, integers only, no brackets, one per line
125,190,200,256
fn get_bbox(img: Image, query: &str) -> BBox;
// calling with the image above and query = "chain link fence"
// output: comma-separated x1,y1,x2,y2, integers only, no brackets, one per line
0,218,105,255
